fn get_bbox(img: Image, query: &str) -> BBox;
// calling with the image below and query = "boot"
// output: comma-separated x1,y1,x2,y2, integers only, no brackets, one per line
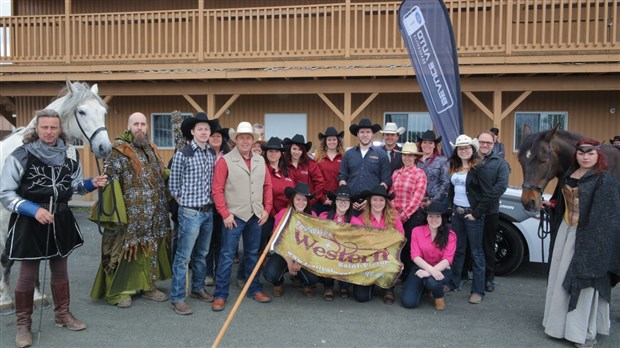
14,289,34,348
51,282,87,331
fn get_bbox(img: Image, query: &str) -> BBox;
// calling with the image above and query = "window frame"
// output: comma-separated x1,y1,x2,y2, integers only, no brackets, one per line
150,112,193,149
383,111,433,144
513,111,568,152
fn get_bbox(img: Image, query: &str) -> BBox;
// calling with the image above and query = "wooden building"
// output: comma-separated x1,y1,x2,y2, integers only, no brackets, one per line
1,0,619,195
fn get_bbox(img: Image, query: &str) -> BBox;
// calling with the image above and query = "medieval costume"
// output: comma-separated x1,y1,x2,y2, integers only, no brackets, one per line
543,168,620,345
90,130,172,305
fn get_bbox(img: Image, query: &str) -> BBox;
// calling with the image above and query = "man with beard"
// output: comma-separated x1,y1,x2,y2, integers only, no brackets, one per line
91,112,172,308
338,118,391,215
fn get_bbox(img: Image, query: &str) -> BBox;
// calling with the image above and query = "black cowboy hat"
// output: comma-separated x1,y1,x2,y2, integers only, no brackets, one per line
610,135,620,144
349,118,382,136
282,134,312,152
318,127,345,141
181,112,220,140
284,182,314,199
211,123,230,141
360,184,395,201
261,137,285,151
326,185,352,201
423,201,451,216
417,129,442,143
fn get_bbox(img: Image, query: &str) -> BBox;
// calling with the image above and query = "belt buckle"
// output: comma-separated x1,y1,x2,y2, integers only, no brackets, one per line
455,206,465,215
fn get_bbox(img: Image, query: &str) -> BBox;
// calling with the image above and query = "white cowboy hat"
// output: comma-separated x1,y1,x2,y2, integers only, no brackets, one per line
228,121,261,143
450,134,480,152
380,122,406,135
395,142,423,155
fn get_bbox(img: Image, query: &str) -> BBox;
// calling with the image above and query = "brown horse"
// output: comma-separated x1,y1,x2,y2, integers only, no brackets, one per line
518,123,620,211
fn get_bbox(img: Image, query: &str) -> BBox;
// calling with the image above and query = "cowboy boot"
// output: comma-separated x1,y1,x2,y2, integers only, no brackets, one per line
50,282,87,331
14,289,34,348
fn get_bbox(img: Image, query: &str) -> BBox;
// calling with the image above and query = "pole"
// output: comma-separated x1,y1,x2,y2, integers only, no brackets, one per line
37,196,53,343
211,209,292,348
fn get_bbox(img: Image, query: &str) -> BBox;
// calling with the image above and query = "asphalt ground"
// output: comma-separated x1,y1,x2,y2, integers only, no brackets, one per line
1,208,619,348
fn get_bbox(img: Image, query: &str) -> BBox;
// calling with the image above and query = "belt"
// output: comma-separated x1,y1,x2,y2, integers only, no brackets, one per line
40,202,68,212
454,205,472,215
183,204,213,212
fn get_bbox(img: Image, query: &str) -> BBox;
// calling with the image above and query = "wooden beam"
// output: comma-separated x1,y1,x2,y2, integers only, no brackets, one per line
464,91,493,120
317,93,344,121
213,94,240,119
501,91,532,119
182,95,204,112
343,92,352,148
64,0,71,64
103,95,113,104
207,94,215,119
351,92,379,121
493,90,502,130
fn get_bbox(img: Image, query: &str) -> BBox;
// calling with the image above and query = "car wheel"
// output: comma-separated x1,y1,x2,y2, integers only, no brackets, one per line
495,219,525,276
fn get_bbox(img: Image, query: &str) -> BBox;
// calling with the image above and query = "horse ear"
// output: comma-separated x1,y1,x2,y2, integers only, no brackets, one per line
66,79,77,95
523,124,532,138
544,123,561,141
91,84,99,95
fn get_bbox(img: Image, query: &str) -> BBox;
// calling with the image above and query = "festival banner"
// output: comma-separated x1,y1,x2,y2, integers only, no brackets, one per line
398,0,464,156
271,209,405,289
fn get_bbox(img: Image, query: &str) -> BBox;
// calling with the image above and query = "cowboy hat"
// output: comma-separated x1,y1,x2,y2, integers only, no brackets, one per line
284,182,314,199
318,127,345,140
423,201,451,215
360,184,395,201
228,121,261,143
450,134,479,153
395,142,423,155
326,185,352,202
610,135,620,144
380,122,406,135
417,129,442,143
282,134,312,152
349,118,382,136
211,123,230,141
261,137,286,152
181,112,220,140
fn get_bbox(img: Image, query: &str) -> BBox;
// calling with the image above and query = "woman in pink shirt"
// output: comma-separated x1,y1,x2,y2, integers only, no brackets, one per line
263,183,319,298
353,185,404,304
318,185,362,300
401,201,457,311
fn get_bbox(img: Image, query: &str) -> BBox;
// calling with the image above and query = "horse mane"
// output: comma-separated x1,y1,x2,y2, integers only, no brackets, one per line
56,82,108,119
520,128,582,153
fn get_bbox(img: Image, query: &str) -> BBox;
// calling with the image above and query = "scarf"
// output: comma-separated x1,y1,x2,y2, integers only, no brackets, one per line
24,139,67,166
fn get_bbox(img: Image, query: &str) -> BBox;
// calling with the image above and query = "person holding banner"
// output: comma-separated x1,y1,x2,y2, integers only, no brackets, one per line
284,134,326,208
318,185,362,300
314,127,345,215
338,119,392,215
416,130,450,208
446,135,491,305
401,202,456,311
353,185,404,304
389,142,427,283
264,183,319,298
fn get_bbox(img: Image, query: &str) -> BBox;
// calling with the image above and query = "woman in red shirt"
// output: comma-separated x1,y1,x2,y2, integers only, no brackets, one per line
314,127,345,214
353,185,404,304
401,201,456,311
263,183,319,298
284,134,326,207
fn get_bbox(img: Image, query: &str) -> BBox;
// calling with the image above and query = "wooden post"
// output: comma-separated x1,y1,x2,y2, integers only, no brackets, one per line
343,92,352,147
64,0,72,63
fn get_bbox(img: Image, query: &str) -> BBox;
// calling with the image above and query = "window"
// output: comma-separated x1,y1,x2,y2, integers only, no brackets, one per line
151,112,192,148
384,112,433,144
514,112,568,151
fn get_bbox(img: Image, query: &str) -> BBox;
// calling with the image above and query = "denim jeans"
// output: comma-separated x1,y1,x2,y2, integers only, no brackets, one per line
263,253,319,287
214,216,263,300
449,213,486,296
170,207,213,303
237,216,274,281
401,267,451,308
205,212,223,278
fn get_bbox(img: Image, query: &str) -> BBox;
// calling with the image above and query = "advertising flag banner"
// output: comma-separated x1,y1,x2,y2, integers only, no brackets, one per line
398,0,464,156
272,209,405,289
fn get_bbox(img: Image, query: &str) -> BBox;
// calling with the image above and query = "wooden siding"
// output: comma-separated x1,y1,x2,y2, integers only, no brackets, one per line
12,89,618,193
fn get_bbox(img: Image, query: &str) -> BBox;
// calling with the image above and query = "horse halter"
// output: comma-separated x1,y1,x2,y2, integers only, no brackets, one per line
72,110,108,149
521,141,553,194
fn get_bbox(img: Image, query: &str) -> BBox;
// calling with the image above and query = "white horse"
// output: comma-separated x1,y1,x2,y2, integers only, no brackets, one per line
0,80,111,314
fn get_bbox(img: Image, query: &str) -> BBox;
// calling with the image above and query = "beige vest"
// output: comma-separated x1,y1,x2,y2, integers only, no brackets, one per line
223,147,266,222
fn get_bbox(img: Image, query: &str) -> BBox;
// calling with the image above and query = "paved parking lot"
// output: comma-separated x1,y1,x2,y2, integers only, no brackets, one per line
1,208,619,347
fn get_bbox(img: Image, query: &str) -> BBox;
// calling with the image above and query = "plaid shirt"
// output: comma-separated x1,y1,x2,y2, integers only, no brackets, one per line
169,140,216,208
389,165,427,221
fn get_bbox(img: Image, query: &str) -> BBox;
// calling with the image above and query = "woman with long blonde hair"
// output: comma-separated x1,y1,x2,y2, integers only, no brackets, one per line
314,127,345,214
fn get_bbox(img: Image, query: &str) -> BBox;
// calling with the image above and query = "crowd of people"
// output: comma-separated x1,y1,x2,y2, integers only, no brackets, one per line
1,108,618,348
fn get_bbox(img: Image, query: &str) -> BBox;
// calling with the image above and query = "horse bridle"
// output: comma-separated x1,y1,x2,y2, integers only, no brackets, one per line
521,141,553,194
72,109,121,236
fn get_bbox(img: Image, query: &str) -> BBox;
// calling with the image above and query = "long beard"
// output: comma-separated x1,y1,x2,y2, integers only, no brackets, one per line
132,132,150,148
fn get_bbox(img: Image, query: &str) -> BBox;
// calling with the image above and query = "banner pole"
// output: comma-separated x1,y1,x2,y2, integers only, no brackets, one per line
211,209,292,348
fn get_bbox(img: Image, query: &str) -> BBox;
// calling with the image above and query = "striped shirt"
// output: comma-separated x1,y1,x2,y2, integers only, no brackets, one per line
169,140,216,208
